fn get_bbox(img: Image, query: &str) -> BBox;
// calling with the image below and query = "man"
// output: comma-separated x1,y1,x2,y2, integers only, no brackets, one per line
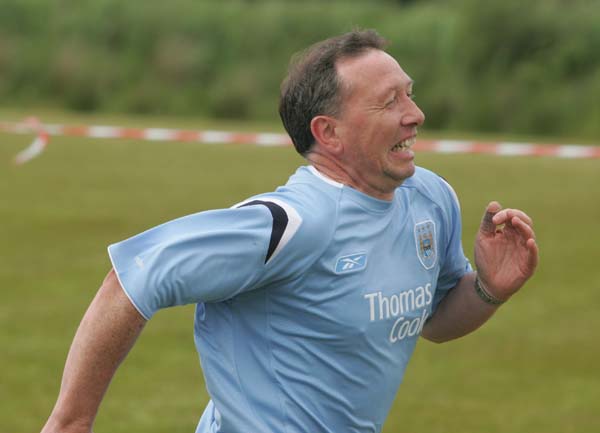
41,30,538,433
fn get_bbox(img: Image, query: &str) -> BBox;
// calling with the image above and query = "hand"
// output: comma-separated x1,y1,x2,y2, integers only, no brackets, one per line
474,201,539,301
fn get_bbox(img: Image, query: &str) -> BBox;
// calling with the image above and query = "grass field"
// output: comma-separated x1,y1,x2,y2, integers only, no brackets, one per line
1,112,599,433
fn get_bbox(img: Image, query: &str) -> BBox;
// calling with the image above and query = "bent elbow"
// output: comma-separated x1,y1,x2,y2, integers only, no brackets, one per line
420,333,449,344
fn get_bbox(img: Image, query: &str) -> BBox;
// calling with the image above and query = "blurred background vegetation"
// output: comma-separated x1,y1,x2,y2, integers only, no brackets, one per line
1,0,598,140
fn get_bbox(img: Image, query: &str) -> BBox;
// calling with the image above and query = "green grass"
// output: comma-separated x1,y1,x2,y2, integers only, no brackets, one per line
1,116,599,433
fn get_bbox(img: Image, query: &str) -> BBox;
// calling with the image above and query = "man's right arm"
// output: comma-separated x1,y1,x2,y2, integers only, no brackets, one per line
41,269,147,433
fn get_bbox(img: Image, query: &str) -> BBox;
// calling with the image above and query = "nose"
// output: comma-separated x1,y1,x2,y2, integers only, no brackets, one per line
402,98,425,127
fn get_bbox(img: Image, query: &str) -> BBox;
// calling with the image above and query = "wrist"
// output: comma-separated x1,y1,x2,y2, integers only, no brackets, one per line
474,274,506,305
42,409,94,433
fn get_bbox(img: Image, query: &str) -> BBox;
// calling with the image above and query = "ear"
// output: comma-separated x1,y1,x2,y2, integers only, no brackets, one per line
310,115,343,155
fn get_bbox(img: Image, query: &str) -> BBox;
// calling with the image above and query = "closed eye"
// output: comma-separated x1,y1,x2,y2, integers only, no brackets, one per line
385,95,399,107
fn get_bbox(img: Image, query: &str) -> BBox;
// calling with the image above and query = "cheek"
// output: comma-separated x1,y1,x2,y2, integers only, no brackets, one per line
340,116,390,160
353,131,382,159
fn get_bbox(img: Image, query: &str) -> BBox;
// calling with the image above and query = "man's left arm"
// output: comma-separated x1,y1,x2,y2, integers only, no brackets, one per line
422,201,539,343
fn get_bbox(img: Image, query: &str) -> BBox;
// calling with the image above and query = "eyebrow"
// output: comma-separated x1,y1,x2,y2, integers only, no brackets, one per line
379,80,415,100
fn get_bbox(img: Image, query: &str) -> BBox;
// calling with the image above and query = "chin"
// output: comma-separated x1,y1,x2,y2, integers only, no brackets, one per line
394,162,416,181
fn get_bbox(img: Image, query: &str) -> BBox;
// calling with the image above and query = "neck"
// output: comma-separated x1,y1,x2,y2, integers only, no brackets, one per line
306,151,395,201
306,152,349,185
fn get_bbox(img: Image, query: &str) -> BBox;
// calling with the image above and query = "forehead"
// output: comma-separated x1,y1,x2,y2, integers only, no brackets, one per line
336,49,413,99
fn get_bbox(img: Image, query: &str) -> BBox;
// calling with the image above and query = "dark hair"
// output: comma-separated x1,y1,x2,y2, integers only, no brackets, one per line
279,29,388,156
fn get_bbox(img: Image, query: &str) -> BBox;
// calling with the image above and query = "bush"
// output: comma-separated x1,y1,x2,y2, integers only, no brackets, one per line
0,0,598,140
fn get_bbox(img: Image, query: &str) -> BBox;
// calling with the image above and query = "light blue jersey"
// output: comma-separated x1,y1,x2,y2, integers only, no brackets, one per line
108,165,472,433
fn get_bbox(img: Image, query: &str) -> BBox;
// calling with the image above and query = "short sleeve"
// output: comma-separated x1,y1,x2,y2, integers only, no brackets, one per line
108,203,301,319
432,178,473,312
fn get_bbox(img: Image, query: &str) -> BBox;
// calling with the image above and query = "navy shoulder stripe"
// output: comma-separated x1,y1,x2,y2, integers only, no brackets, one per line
238,200,289,264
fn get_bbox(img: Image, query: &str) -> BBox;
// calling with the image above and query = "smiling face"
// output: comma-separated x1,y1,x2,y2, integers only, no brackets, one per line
332,49,425,199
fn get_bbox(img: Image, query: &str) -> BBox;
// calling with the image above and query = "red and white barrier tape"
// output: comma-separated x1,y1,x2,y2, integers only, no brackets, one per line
2,120,599,164
9,117,50,165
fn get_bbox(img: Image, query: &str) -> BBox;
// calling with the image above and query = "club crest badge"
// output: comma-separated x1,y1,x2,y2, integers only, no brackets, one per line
414,220,437,270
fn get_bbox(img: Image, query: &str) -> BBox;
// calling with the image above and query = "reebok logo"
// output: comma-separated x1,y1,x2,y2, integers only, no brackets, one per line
335,253,367,274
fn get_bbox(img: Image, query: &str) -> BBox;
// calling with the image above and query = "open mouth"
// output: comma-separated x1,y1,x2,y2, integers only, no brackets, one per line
391,136,416,152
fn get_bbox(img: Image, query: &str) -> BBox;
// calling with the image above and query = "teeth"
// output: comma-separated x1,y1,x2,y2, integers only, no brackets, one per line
392,137,416,151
